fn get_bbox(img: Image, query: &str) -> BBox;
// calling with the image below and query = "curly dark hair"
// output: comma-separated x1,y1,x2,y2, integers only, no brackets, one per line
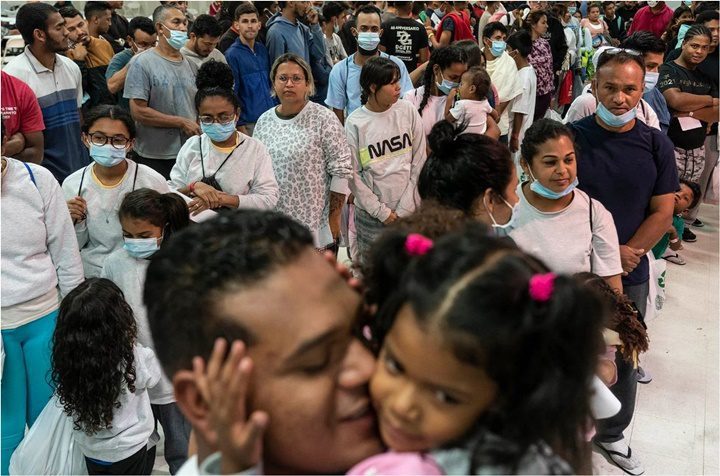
418,45,467,116
574,272,649,361
370,225,604,473
52,278,138,435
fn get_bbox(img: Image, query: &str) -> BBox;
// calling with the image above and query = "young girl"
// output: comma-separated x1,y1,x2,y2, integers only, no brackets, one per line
52,278,161,475
100,189,191,473
345,56,427,263
170,62,279,215
62,105,169,278
580,3,609,49
443,66,499,135
508,119,623,292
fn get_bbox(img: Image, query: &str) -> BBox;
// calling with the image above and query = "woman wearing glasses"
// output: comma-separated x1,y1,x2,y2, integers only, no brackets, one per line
169,83,279,215
62,105,169,278
254,53,352,252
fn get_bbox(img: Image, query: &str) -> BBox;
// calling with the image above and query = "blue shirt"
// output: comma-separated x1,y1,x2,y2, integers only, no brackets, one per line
225,39,276,124
568,115,678,286
325,52,413,118
643,87,670,134
105,48,133,110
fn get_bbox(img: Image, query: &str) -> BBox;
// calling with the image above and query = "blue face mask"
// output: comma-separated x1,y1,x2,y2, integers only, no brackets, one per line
527,168,579,200
436,71,459,95
568,6,577,14
124,236,161,259
596,102,637,127
490,40,506,57
357,32,380,53
484,196,518,236
434,8,445,18
89,143,126,168
163,25,188,50
201,120,237,142
644,71,659,92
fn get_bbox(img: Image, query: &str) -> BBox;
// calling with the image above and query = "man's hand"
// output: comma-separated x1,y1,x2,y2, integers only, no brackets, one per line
619,245,645,275
67,196,88,224
72,43,88,61
193,339,268,475
179,118,201,137
509,134,520,153
306,7,319,24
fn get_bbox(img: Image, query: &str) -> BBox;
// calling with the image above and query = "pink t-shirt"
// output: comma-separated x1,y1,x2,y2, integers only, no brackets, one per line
348,451,444,475
1,71,45,138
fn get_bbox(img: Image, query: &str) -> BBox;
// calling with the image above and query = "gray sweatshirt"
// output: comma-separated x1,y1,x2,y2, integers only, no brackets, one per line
1,158,84,328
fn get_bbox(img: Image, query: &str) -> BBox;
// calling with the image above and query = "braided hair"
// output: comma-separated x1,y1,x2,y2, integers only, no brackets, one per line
417,45,467,116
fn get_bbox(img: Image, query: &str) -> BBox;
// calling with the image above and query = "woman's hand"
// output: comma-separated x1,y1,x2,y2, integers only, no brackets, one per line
193,339,268,475
67,196,88,224
192,182,223,209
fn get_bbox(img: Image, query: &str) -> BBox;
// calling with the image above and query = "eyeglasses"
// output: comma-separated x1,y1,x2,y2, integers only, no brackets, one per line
275,74,305,85
198,114,236,125
87,132,131,149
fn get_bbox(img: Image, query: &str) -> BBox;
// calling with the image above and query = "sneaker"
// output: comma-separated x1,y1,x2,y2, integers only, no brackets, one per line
663,253,686,265
692,219,705,228
596,440,645,475
683,228,697,242
636,366,652,384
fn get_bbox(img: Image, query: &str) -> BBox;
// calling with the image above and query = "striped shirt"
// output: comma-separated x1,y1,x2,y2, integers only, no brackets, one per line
4,46,90,182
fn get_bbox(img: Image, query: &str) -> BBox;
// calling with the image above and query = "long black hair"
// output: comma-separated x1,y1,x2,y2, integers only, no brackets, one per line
370,226,605,473
359,56,401,105
417,45,468,116
52,278,138,435
119,189,190,243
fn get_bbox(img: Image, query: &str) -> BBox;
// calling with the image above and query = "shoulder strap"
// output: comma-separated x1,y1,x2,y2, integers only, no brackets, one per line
23,161,36,187
77,166,88,196
588,192,594,273
131,160,139,191
200,135,206,179
215,137,245,175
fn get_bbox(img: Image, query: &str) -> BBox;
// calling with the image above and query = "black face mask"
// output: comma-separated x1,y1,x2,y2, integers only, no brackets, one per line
200,174,223,192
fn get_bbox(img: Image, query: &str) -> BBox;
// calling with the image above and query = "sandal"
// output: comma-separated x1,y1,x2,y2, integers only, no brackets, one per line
596,441,645,475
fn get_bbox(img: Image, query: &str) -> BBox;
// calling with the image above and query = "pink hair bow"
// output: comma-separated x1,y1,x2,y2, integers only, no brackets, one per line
405,233,434,256
529,273,555,302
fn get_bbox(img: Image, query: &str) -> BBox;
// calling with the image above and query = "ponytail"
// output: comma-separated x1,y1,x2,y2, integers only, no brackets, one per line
119,189,191,242
418,45,468,116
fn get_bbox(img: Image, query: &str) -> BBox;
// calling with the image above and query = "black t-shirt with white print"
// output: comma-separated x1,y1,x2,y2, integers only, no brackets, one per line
381,16,429,73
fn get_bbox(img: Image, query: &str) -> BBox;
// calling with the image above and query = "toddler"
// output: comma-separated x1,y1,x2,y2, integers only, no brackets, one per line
652,179,700,265
444,67,500,135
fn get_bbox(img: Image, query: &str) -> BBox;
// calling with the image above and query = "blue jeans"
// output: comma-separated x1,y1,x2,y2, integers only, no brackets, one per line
1,310,58,475
152,403,191,474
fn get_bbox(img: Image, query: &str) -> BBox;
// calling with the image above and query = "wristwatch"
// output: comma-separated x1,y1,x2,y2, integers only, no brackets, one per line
689,111,694,117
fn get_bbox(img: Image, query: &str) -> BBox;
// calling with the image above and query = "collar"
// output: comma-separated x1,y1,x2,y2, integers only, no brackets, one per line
23,45,56,74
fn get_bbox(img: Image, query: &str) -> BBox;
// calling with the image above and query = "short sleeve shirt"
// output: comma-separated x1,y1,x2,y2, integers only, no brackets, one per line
1,71,44,137
105,48,134,110
568,116,678,286
380,16,429,72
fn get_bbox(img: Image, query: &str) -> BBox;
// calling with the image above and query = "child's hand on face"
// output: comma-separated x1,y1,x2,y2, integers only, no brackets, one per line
193,339,269,474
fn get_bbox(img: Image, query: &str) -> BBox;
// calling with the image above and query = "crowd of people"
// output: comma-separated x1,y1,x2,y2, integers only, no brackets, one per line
1,0,718,475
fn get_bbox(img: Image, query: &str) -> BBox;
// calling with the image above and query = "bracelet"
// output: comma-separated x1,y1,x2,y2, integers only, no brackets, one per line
670,238,679,243
189,182,196,193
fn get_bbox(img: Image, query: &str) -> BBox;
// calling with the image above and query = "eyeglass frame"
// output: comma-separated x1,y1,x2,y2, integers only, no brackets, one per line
275,74,307,85
85,131,132,150
197,114,237,126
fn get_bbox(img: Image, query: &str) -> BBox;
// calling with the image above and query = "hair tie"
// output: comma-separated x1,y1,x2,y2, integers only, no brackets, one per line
529,273,555,303
405,233,434,256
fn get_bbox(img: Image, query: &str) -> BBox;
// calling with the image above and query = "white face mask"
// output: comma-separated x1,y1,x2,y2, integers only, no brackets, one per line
484,195,518,235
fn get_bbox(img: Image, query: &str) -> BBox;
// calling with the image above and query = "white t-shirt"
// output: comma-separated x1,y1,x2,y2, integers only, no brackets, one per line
510,65,537,162
508,186,622,277
403,86,448,137
449,99,493,135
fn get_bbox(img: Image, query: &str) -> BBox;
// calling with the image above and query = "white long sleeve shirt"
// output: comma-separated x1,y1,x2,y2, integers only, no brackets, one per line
1,158,84,329
169,132,279,210
62,160,169,278
345,99,427,222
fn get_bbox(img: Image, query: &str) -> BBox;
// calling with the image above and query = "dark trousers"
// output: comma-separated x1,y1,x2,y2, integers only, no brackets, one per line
152,403,192,475
533,91,553,121
85,445,156,475
131,152,175,180
594,280,648,443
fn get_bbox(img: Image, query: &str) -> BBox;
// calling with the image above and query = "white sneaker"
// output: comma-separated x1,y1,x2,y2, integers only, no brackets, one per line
596,440,645,475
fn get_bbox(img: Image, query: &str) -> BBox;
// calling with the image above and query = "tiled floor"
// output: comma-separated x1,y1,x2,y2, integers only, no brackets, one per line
153,207,720,475
592,205,720,475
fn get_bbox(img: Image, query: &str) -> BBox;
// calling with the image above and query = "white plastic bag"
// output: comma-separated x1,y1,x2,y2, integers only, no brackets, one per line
9,396,87,475
645,252,666,322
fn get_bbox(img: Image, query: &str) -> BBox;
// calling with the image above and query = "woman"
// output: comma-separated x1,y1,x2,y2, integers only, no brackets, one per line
1,122,84,475
508,119,623,292
346,56,427,263
254,53,352,252
525,10,554,120
661,4,694,52
580,3,609,48
658,25,718,242
418,120,518,234
170,85,279,215
62,106,169,278
403,45,468,137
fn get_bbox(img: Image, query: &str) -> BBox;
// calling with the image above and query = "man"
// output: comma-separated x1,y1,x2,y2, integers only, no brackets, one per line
380,1,429,73
181,14,227,67
124,4,199,179
62,5,116,109
326,4,413,124
106,16,157,110
322,1,349,66
622,31,671,133
429,1,474,48
103,1,129,53
602,1,627,45
4,3,89,182
143,210,383,474
616,1,640,24
568,51,677,476
0,72,45,164
339,1,373,54
225,3,275,136
627,1,673,39
266,1,331,103
666,11,720,232
481,22,523,143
